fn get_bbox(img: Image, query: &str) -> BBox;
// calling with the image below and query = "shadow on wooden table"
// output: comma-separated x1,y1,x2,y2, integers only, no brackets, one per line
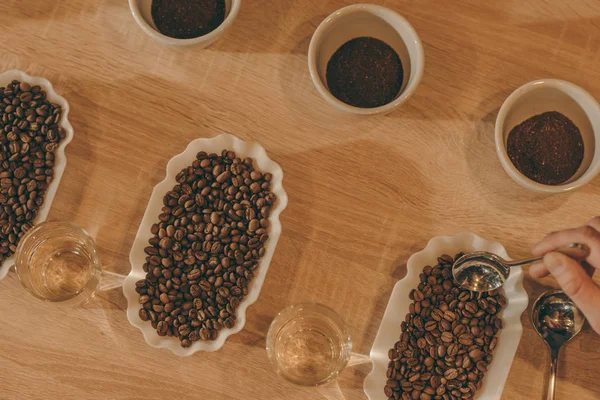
257,137,433,359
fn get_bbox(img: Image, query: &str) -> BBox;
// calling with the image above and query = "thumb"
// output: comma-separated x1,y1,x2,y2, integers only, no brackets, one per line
544,252,600,334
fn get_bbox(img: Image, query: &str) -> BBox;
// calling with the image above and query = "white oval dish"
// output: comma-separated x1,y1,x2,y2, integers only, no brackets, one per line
0,70,74,281
123,133,288,356
363,232,529,400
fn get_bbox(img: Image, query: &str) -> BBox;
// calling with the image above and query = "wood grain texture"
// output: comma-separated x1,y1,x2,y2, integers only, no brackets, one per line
0,0,599,399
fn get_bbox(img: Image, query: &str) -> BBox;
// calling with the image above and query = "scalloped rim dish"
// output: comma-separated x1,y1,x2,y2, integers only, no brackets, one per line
364,233,529,400
0,70,74,280
123,133,288,356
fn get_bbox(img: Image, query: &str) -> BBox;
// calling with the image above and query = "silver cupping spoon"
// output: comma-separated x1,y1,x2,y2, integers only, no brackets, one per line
531,290,585,400
452,243,589,292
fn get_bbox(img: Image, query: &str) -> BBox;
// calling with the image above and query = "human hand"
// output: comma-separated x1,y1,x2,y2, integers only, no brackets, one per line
530,217,600,334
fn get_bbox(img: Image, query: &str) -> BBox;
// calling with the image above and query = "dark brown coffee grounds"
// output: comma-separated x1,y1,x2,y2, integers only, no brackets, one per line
326,37,404,108
151,0,225,39
507,111,584,185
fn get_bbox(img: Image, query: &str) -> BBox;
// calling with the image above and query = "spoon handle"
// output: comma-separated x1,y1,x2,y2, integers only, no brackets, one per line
505,243,590,268
505,256,543,268
547,348,559,400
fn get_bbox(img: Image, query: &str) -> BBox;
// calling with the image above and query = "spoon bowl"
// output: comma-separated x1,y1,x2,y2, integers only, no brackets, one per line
532,290,585,347
531,290,585,400
452,252,510,292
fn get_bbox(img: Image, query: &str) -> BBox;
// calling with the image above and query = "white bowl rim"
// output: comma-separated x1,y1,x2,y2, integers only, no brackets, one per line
122,133,288,356
0,69,74,280
307,3,425,116
495,78,600,193
128,0,242,46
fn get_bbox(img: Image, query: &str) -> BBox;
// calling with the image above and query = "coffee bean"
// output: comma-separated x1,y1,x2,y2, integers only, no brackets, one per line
157,321,168,335
413,290,424,302
443,310,457,322
444,368,458,380
139,309,149,321
424,321,437,331
465,302,478,314
457,333,473,346
138,150,275,347
458,291,470,302
159,237,172,249
384,385,393,397
441,332,453,343
385,253,505,399
476,361,487,372
439,254,454,264
469,349,484,361
489,337,498,351
245,219,258,233
437,344,446,358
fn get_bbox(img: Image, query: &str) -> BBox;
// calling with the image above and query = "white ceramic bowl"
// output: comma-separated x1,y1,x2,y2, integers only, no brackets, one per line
129,0,241,48
308,4,424,116
0,70,74,281
123,133,288,356
364,233,529,400
495,79,600,193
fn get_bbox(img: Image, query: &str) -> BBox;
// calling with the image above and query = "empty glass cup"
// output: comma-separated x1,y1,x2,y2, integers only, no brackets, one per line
266,303,352,386
15,221,101,304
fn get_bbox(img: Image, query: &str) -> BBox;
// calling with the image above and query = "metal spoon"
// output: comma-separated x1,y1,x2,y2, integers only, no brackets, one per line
452,243,589,292
531,290,585,400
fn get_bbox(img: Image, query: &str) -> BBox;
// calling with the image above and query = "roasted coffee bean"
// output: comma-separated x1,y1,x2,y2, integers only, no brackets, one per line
157,321,168,335
437,344,446,358
139,309,149,321
137,150,275,347
444,368,458,380
384,253,505,399
441,332,453,343
476,361,488,372
413,290,424,301
443,310,457,322
424,321,437,331
459,333,474,346
469,349,484,361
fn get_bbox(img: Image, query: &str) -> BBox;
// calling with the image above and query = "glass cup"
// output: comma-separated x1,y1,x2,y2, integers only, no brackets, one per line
15,221,101,304
266,303,352,386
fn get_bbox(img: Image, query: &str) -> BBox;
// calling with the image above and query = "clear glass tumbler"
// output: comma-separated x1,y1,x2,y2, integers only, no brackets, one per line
15,221,101,304
266,303,352,386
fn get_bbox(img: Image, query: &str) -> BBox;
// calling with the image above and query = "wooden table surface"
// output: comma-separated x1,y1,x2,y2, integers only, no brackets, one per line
1,0,599,399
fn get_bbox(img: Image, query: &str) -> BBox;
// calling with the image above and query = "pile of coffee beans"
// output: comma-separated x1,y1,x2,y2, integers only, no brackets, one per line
385,253,506,400
135,150,276,347
0,80,65,263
